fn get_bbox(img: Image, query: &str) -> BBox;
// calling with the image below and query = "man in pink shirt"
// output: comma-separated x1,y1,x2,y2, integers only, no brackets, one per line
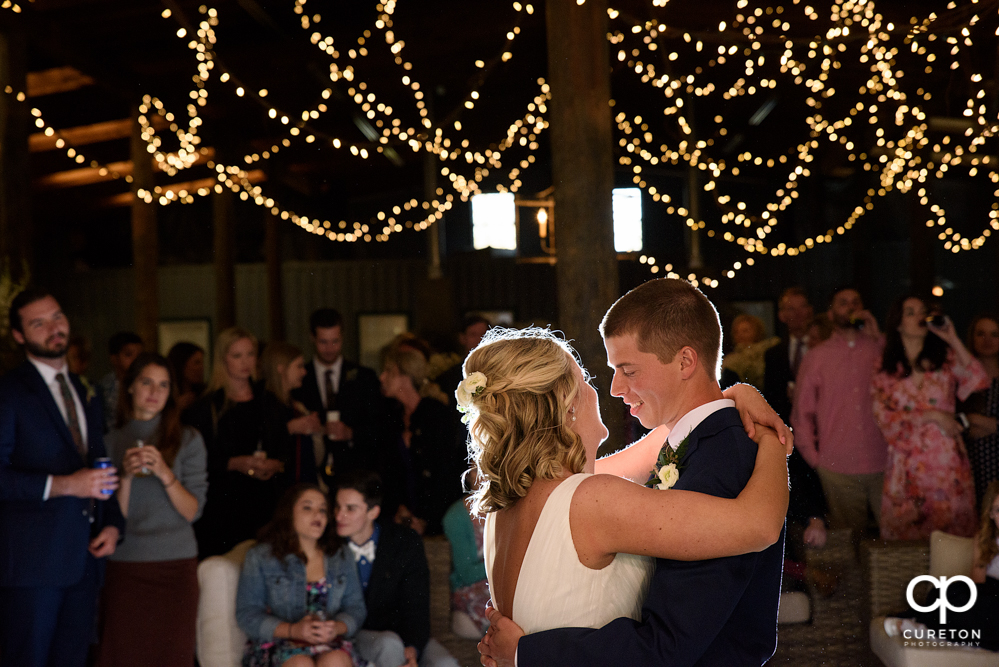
792,287,887,537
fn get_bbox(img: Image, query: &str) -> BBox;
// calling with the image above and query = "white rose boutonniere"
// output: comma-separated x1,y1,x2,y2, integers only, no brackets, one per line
455,372,488,422
656,463,680,490
645,432,690,490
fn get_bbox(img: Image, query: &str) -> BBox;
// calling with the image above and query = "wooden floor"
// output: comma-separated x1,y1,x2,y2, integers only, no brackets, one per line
424,529,885,667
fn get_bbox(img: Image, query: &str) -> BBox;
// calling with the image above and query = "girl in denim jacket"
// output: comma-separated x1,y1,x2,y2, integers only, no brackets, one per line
236,483,370,667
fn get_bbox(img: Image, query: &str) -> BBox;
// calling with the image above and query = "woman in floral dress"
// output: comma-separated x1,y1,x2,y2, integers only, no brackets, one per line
873,296,990,540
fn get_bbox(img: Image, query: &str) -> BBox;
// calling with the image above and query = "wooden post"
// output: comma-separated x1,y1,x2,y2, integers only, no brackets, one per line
213,190,236,331
130,106,159,351
265,213,285,342
546,0,623,448
0,30,31,281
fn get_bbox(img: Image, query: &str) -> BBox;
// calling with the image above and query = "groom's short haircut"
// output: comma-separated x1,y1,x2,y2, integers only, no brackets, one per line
600,278,722,380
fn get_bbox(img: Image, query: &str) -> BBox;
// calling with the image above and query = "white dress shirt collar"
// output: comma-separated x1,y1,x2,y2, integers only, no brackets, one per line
28,355,67,384
28,355,88,447
667,398,735,450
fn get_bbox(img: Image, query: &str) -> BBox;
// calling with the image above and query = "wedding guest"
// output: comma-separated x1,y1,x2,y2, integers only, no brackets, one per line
806,313,834,346
237,483,368,667
764,287,814,421
100,331,144,430
334,471,460,667
292,309,382,485
0,288,122,667
66,334,93,378
98,353,208,667
168,341,207,412
184,327,290,557
378,345,459,536
874,296,989,539
792,286,888,538
962,315,999,506
435,315,491,405
722,313,779,390
442,493,489,639
261,341,322,485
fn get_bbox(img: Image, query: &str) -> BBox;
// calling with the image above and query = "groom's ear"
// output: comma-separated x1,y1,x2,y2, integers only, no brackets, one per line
678,346,699,379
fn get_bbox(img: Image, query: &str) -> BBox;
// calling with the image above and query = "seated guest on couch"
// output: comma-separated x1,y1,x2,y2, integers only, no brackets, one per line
237,483,368,667
335,470,459,667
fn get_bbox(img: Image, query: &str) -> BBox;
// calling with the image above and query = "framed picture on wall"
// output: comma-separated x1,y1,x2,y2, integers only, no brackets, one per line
358,313,409,370
158,319,212,380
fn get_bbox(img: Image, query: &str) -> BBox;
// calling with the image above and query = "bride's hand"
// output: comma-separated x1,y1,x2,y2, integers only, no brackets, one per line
478,605,523,667
723,383,794,455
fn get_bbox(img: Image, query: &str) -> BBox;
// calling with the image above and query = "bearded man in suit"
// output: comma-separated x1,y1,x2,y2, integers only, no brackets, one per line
0,287,124,667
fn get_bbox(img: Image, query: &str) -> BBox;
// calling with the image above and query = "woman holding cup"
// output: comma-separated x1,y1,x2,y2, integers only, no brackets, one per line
874,296,990,539
97,352,208,667
261,341,322,485
184,327,291,557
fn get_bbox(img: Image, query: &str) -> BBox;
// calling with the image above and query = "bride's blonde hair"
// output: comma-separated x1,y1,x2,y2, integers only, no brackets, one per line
463,327,587,515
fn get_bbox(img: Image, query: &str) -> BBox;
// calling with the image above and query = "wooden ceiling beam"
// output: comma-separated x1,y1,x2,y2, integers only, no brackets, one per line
97,170,268,208
32,147,216,190
26,66,94,97
29,115,169,152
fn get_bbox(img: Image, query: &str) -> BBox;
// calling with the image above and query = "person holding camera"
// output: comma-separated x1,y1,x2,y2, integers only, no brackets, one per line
792,286,888,539
873,295,989,540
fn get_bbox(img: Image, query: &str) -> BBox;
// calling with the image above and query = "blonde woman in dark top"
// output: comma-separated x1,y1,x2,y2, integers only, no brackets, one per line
98,353,208,667
184,327,291,557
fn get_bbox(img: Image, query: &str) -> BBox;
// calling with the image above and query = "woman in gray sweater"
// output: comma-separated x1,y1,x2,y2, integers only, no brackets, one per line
96,352,208,667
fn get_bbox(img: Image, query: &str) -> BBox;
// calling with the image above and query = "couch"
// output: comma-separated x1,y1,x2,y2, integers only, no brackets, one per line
868,530,999,667
196,540,256,667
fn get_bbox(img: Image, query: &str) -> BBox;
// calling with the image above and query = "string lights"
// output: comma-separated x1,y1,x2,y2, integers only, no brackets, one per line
17,0,999,272
602,0,999,283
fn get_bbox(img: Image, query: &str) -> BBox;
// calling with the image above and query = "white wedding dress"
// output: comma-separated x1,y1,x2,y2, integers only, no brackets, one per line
483,473,653,634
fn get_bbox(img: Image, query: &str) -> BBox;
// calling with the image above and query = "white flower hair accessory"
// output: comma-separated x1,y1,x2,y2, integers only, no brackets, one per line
455,371,488,420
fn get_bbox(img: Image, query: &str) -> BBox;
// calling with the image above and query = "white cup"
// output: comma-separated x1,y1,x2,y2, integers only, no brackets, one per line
327,410,341,423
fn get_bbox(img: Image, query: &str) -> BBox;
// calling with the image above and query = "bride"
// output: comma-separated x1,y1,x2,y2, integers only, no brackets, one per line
460,327,789,635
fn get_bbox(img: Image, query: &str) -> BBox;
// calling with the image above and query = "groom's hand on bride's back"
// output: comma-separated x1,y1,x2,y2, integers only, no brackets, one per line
478,605,523,667
723,382,794,455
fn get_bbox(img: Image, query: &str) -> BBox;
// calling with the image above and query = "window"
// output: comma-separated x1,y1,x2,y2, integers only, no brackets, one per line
471,193,517,250
613,188,643,252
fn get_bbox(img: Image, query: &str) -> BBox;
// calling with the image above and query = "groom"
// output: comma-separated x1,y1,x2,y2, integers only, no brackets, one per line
481,278,785,666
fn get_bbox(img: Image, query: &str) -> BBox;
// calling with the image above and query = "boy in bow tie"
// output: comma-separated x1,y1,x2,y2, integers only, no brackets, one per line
335,470,459,667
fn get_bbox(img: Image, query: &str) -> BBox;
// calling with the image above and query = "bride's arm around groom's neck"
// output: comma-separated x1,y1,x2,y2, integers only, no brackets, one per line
594,425,670,482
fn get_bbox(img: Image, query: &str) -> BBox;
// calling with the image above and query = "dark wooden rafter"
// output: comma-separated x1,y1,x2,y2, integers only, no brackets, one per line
97,169,266,207
33,147,216,190
29,116,168,152
26,66,93,97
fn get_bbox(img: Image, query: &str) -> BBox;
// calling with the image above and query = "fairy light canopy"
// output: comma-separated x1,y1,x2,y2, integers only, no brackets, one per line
14,0,999,282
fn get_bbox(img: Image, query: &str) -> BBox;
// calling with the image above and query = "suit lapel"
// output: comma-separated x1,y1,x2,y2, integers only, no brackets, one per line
18,362,80,457
71,373,102,457
365,524,395,607
338,360,351,395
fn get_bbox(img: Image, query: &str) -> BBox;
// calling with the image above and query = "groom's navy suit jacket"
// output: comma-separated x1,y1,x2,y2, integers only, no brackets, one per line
519,407,784,667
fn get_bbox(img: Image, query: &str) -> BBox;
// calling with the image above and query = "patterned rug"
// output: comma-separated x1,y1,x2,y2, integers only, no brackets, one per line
425,529,883,667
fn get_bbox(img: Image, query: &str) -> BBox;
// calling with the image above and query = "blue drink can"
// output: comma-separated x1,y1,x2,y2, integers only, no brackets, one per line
93,457,114,495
